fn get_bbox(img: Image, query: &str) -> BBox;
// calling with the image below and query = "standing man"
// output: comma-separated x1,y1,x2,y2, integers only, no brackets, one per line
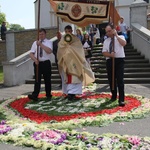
1,22,7,40
28,28,53,101
102,24,126,106
118,17,129,40
57,25,95,100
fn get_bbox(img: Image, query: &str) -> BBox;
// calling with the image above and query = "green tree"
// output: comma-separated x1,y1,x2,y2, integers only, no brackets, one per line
0,12,6,25
1,6,24,30
9,24,25,31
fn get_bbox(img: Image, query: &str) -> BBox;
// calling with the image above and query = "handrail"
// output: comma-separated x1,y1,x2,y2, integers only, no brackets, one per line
16,58,31,68
131,23,150,62
133,31,150,43
131,23,150,38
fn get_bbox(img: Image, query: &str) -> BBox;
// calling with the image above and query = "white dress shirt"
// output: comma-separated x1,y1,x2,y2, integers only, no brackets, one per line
102,36,125,60
30,38,53,62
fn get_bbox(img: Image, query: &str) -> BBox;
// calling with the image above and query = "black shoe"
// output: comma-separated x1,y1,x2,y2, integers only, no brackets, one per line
46,96,52,100
119,101,125,107
68,94,75,101
110,98,116,102
46,95,52,100
28,94,38,101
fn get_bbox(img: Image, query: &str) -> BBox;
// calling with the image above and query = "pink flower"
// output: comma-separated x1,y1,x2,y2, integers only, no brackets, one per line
128,136,141,146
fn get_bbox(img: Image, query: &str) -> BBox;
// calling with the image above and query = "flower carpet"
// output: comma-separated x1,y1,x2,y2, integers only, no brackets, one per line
0,85,150,149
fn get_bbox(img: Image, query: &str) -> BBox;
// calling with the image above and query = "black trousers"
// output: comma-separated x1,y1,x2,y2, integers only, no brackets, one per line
106,58,125,102
32,60,51,98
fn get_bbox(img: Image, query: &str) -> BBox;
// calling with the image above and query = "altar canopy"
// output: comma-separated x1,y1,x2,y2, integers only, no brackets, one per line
48,0,120,27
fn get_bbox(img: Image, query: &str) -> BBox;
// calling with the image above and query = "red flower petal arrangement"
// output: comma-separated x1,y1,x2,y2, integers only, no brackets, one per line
9,92,141,124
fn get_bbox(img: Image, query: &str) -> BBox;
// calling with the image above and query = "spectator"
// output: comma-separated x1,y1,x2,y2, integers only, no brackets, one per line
89,24,97,44
118,17,129,40
76,28,83,42
1,22,7,40
93,27,101,45
82,33,92,65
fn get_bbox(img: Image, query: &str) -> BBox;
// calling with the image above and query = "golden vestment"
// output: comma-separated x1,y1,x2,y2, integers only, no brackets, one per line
57,34,95,86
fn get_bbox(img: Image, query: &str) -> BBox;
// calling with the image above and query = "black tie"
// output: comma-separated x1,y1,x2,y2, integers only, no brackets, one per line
40,40,43,57
109,38,113,53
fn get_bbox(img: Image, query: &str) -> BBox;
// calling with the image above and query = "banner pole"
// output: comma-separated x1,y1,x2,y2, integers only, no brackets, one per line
112,0,115,91
57,16,59,32
36,0,41,82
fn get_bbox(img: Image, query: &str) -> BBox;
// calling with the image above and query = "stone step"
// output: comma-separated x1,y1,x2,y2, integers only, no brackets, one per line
92,52,141,56
124,49,138,52
91,59,149,64
26,78,150,84
92,44,133,49
52,70,59,74
93,68,150,73
92,50,138,56
92,49,136,54
26,79,61,84
25,43,150,85
32,72,150,80
91,63,150,68
51,66,58,69
90,55,145,60
95,78,150,84
51,68,150,73
94,72,150,78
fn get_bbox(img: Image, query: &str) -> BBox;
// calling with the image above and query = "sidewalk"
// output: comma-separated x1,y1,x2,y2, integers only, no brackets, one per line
0,84,150,149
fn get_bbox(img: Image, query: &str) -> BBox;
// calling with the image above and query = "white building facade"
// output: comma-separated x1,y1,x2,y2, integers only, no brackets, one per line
34,0,74,32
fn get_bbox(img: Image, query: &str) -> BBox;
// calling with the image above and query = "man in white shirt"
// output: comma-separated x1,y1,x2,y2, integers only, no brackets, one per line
28,28,53,101
102,24,126,106
119,17,129,40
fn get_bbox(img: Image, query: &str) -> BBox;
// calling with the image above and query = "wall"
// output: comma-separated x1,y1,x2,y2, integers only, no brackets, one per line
148,18,150,29
130,1,148,28
0,27,57,62
3,51,34,86
130,1,150,62
14,27,57,56
35,0,55,28
131,23,150,61
2,36,57,86
0,41,6,65
116,0,134,27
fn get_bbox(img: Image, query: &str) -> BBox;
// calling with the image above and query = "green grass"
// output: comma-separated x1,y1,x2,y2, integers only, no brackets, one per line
0,112,6,120
25,97,118,116
0,66,3,83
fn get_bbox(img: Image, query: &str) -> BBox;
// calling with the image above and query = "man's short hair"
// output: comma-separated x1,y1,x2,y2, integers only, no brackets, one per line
64,25,72,30
106,24,114,29
39,28,46,34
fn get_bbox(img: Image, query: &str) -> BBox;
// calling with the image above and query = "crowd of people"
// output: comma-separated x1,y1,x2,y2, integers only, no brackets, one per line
28,16,131,107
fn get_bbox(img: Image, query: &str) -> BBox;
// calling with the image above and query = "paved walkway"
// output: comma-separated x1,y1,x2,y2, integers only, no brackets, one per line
0,84,150,150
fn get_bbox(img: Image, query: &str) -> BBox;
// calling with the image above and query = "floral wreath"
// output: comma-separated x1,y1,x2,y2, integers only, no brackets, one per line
0,85,150,149
64,33,72,43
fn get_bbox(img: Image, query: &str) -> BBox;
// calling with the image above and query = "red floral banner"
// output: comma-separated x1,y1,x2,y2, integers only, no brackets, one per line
48,0,120,26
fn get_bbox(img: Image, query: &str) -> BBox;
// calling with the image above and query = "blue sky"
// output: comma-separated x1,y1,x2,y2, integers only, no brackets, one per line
0,0,35,29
